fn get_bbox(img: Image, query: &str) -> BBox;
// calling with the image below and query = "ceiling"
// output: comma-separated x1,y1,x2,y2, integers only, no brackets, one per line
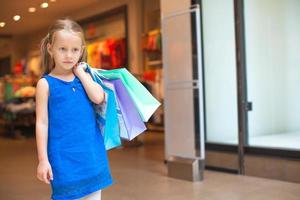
0,0,100,36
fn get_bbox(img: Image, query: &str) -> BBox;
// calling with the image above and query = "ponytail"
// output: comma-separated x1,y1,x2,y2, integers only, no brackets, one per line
40,34,54,75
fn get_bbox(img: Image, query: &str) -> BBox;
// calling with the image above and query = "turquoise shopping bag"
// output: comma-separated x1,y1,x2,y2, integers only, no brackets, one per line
96,68,161,122
86,67,121,150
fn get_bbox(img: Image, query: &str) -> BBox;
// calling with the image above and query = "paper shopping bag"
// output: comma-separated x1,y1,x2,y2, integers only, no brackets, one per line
96,68,161,122
103,79,147,140
91,72,121,150
101,79,129,140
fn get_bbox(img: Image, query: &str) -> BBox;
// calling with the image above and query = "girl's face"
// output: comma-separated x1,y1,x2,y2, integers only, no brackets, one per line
47,30,84,71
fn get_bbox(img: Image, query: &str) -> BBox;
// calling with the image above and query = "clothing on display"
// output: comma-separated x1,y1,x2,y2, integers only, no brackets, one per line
142,29,161,51
3,75,35,101
87,38,126,70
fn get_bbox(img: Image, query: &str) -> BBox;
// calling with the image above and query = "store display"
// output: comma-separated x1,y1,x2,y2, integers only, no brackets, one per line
1,96,36,138
142,26,164,128
142,29,161,51
15,86,36,98
82,6,128,71
5,98,35,113
0,71,37,138
12,61,25,75
87,38,126,70
3,74,35,101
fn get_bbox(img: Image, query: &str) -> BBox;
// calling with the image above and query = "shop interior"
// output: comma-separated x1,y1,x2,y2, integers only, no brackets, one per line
0,2,299,199
0,0,164,142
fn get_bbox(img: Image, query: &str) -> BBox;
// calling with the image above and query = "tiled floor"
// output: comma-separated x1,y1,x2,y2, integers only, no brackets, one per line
0,131,299,200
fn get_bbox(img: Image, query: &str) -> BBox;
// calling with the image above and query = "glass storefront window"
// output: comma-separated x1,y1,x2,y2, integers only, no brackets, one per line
244,0,300,150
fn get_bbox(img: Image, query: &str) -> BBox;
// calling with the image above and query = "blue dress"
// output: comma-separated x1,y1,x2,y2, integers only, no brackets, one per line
43,74,113,200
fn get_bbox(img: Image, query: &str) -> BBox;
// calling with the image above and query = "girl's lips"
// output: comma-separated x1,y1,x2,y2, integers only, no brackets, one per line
63,61,73,64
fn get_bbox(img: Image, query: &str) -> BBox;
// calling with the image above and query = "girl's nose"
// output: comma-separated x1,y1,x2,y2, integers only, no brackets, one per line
66,50,72,58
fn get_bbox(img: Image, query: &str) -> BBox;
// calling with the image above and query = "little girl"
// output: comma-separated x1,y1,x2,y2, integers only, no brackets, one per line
35,18,113,200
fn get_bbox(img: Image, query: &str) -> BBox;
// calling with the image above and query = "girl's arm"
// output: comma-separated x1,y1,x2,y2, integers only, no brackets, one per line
73,65,105,104
35,78,49,162
35,78,53,184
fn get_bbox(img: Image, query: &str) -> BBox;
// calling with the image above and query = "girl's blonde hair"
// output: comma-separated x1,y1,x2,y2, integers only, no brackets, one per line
40,18,87,74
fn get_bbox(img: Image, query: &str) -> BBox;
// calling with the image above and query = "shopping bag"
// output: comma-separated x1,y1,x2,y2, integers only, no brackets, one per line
96,68,161,122
101,79,129,140
103,78,147,140
87,70,121,150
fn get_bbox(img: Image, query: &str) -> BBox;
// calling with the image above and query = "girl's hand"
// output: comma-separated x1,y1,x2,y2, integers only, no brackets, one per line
37,160,53,184
73,62,87,77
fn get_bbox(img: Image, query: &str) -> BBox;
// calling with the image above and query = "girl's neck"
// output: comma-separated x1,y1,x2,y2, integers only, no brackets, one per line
50,67,74,77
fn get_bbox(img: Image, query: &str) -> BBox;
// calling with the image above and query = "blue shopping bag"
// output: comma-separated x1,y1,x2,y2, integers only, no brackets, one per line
86,67,121,150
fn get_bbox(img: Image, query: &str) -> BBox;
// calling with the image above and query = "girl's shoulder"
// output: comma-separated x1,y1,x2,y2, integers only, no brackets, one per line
36,77,49,98
37,76,49,87
37,74,50,87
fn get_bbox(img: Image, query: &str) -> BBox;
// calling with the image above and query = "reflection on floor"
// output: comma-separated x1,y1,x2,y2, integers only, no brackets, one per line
0,131,299,200
208,132,300,150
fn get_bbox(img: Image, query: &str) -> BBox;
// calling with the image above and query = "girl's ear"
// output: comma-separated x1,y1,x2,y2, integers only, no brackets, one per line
47,43,53,57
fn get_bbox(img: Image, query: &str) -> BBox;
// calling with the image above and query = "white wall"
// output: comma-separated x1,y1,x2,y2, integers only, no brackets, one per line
202,0,238,143
245,0,300,137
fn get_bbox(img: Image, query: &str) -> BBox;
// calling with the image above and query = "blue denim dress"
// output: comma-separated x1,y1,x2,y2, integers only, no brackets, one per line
43,74,113,200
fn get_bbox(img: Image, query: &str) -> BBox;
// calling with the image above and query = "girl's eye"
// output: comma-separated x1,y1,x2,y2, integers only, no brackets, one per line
73,48,79,52
59,47,66,51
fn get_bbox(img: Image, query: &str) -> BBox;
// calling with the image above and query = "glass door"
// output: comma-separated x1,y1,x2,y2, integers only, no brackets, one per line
197,0,241,173
201,0,239,146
